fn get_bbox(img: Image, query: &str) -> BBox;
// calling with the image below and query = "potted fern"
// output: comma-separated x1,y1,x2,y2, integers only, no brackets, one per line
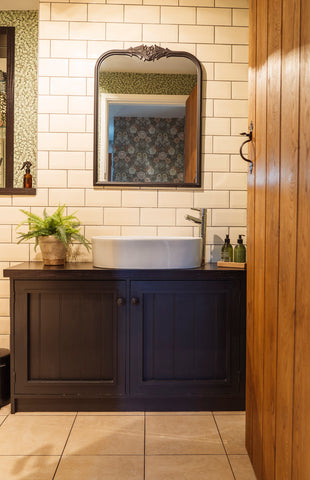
16,205,91,265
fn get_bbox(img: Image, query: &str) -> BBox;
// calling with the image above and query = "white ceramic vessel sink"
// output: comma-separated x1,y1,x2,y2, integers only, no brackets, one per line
92,236,202,269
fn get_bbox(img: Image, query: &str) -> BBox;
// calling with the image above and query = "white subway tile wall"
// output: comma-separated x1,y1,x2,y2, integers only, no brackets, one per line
0,0,249,348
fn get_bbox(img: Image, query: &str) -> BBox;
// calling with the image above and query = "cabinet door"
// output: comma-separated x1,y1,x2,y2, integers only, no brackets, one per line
14,280,127,396
130,280,245,400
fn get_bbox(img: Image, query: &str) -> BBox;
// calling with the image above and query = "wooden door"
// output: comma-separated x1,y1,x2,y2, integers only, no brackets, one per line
246,0,310,478
14,280,127,396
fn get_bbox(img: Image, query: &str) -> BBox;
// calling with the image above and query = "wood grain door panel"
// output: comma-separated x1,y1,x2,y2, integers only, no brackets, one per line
246,0,310,478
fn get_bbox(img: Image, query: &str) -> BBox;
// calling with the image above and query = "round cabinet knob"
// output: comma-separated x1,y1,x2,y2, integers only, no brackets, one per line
116,297,126,306
131,297,139,305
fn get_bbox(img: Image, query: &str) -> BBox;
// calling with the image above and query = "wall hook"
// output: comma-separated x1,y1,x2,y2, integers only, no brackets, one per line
239,121,254,173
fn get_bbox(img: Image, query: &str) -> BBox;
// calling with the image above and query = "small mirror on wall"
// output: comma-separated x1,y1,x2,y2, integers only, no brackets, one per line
0,27,14,190
93,45,202,188
0,17,37,195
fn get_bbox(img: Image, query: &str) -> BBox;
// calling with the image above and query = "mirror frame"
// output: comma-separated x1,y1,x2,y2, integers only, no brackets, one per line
93,44,202,188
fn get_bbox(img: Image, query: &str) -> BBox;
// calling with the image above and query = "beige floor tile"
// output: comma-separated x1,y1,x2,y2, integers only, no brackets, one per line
77,411,144,416
0,415,74,455
146,411,212,416
0,404,77,416
0,403,11,415
229,454,257,479
146,455,234,480
146,414,225,455
0,415,7,424
64,415,144,455
213,411,245,415
15,411,77,416
54,455,144,480
0,455,60,480
214,414,247,454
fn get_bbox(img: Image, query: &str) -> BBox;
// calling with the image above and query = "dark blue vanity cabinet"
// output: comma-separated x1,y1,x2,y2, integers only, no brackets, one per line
13,280,127,399
4,263,246,413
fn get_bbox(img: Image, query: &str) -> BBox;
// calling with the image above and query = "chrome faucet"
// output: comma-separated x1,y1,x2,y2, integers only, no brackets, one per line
185,208,207,266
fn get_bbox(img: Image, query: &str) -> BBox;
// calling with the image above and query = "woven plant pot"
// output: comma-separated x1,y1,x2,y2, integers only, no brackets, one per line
38,236,67,266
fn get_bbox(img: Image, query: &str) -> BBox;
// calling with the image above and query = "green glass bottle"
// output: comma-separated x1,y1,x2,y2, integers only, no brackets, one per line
221,234,233,262
234,234,246,263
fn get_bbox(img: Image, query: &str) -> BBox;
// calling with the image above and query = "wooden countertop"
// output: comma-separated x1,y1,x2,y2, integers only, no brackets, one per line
4,261,246,281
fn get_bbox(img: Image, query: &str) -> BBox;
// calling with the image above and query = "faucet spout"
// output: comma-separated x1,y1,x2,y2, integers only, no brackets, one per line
185,208,207,266
185,214,201,224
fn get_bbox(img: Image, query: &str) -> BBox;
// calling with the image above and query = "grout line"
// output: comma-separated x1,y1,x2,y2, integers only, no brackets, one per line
0,414,9,427
142,453,229,457
52,412,78,480
76,412,144,416
212,412,236,480
0,453,62,457
23,453,144,457
0,452,239,457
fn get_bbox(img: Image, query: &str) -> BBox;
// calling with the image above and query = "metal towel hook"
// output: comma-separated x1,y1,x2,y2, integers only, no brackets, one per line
239,121,254,173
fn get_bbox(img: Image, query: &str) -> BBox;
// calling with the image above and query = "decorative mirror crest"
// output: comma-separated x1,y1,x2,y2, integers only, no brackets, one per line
127,44,172,62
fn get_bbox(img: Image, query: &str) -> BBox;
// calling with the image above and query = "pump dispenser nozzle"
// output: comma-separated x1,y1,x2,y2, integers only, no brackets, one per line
237,234,245,244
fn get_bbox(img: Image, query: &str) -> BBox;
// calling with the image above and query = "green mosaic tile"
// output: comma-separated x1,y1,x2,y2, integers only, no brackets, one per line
0,10,38,188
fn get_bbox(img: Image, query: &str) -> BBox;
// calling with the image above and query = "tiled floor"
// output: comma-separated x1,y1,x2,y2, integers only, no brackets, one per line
0,404,256,480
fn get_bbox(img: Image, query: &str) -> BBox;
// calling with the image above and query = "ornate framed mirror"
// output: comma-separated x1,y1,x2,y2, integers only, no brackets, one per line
93,45,202,187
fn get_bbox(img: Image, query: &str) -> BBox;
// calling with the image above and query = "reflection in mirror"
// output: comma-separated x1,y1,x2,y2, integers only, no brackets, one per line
94,45,202,187
0,27,13,188
0,37,5,187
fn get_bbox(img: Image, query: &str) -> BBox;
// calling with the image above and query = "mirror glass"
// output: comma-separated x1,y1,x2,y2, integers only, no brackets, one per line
94,45,202,187
0,28,10,188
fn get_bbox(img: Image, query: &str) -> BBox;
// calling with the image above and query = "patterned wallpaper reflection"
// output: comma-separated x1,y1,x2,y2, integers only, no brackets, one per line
99,72,197,96
112,117,185,183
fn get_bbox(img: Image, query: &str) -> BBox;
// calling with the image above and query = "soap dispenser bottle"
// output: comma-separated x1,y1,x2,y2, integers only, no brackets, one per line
234,234,246,263
20,161,32,188
221,234,233,262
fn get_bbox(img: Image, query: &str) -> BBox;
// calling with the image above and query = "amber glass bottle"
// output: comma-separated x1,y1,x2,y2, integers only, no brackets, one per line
20,161,32,188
